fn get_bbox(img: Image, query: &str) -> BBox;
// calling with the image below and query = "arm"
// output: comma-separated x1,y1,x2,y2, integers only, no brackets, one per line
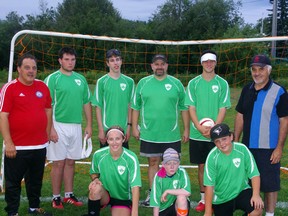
270,116,288,164
181,110,190,143
0,112,16,158
204,186,214,216
131,186,140,216
250,176,264,209
45,108,52,141
95,106,106,144
234,112,244,142
153,207,160,216
125,105,132,142
188,106,210,138
161,189,190,202
132,109,140,140
84,103,92,139
215,107,226,124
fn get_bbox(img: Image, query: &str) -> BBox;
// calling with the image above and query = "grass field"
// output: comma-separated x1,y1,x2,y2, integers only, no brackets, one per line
0,87,288,215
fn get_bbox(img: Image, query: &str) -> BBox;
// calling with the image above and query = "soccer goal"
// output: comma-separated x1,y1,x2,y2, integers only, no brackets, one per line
0,29,288,192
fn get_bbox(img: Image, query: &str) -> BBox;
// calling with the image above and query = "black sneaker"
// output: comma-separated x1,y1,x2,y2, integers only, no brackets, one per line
141,190,150,207
28,208,53,216
8,213,19,216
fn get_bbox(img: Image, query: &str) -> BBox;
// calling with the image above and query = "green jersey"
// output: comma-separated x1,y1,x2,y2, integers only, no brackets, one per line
131,75,187,142
92,74,134,133
185,75,231,141
150,167,191,211
44,70,91,123
90,147,142,200
204,142,260,204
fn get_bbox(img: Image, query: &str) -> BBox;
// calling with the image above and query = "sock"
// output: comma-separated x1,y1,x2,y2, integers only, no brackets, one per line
52,194,61,199
65,192,73,198
88,199,100,216
29,208,35,211
177,208,188,216
265,213,274,216
200,192,205,203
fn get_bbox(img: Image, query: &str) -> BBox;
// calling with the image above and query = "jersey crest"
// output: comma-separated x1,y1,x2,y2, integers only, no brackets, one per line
233,158,241,168
165,84,172,91
117,165,126,175
74,79,81,86
173,180,179,189
36,91,43,98
212,85,219,93
120,83,127,91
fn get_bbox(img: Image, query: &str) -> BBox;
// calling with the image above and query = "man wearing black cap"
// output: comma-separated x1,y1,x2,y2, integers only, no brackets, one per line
131,54,190,206
234,54,288,216
92,49,134,148
204,123,263,216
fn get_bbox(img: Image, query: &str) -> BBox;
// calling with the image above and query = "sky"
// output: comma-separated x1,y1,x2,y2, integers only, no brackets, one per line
0,0,272,24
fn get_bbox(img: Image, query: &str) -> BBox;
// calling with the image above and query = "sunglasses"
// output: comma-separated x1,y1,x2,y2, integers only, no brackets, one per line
106,49,121,59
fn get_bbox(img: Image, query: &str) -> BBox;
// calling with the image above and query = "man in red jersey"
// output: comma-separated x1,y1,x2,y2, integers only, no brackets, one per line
0,54,52,216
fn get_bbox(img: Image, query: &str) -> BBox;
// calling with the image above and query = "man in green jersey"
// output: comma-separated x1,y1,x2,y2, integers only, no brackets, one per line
131,54,190,206
44,47,92,209
92,49,134,148
204,123,263,216
150,148,191,216
83,126,141,216
185,50,231,212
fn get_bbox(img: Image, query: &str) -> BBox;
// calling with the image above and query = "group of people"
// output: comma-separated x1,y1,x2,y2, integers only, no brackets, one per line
0,47,287,216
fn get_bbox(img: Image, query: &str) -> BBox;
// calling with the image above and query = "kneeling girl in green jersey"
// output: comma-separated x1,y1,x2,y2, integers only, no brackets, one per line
83,126,142,216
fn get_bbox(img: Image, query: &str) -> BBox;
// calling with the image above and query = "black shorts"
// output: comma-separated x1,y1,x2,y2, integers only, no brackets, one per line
189,139,215,164
212,189,254,216
159,200,190,216
140,140,181,157
250,149,280,192
100,141,129,149
102,197,132,210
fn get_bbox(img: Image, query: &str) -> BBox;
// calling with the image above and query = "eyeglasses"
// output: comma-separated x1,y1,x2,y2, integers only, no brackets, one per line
106,49,121,59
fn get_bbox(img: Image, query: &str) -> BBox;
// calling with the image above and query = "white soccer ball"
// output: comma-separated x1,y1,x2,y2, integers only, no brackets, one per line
199,118,215,127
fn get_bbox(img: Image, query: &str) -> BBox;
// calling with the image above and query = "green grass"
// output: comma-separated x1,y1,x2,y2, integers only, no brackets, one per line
0,87,288,215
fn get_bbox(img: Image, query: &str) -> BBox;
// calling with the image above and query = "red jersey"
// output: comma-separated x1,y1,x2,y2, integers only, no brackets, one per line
0,78,52,149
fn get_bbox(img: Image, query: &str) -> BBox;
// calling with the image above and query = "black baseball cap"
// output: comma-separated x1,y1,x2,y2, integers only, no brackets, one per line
210,123,231,141
106,49,121,59
152,54,168,63
250,55,271,67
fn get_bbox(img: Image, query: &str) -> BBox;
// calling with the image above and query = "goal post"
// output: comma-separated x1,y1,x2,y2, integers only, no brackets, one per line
1,29,288,192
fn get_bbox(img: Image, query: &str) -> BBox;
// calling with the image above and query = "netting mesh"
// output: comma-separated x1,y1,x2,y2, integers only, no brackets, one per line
11,31,288,87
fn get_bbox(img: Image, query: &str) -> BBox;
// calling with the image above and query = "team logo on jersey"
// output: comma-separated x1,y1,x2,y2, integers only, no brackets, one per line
118,165,126,175
120,83,126,91
165,84,172,91
233,158,241,168
75,79,81,86
212,85,219,93
173,180,179,189
35,91,43,98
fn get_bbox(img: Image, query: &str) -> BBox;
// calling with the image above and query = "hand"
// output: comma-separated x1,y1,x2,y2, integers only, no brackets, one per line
160,190,169,202
132,126,140,140
50,127,59,143
270,147,282,164
198,125,212,139
98,129,107,144
250,194,264,209
5,141,17,158
182,128,189,143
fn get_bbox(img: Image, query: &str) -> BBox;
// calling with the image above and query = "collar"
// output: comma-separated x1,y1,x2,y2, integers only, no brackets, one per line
249,78,272,91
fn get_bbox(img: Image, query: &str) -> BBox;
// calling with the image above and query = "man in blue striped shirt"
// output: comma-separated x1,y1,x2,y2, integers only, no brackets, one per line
234,54,288,216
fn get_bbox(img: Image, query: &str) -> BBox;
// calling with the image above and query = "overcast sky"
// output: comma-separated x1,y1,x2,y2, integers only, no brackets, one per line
0,0,272,24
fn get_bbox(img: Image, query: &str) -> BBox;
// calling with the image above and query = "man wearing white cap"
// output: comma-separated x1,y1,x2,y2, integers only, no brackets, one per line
185,50,231,212
150,148,191,216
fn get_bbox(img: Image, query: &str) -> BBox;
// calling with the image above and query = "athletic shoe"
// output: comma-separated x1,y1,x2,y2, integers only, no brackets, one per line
195,201,205,212
8,213,19,216
28,208,52,216
52,197,64,209
141,190,151,207
63,194,83,206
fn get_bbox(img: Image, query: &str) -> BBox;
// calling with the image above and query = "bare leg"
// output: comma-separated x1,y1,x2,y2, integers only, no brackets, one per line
63,159,75,193
198,163,205,194
51,160,65,195
264,191,277,213
148,157,161,188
